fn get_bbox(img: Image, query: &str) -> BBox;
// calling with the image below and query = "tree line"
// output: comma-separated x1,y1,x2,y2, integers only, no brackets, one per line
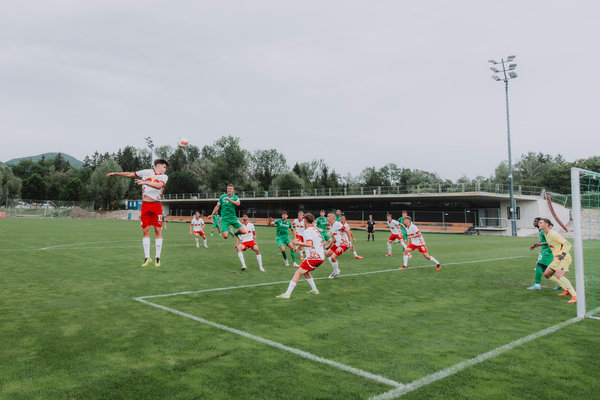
1,136,599,209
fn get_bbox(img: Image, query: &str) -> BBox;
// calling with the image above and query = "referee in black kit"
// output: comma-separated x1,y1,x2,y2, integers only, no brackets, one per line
367,214,375,241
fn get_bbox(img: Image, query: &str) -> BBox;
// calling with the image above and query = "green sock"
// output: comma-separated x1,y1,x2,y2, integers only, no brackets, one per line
281,251,287,260
290,249,296,263
535,266,544,284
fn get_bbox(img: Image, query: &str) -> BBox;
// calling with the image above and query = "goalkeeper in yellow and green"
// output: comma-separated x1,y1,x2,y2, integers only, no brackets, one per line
538,218,577,304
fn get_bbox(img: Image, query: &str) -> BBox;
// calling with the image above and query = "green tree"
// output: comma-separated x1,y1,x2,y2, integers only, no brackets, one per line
88,160,129,209
46,166,74,186
164,171,199,194
53,152,71,172
11,159,34,180
250,149,288,190
361,166,386,186
21,174,47,200
47,182,62,200
208,136,255,190
60,178,84,201
269,171,304,193
0,163,22,199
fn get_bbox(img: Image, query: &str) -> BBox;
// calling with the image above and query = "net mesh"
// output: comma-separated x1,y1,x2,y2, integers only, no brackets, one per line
574,169,600,319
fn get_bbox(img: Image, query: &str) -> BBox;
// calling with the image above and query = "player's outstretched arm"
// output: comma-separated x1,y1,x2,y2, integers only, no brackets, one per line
106,172,136,178
268,217,274,226
208,204,220,219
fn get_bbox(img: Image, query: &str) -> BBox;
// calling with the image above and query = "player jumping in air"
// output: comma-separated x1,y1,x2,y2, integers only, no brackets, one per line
277,213,323,299
325,212,351,278
106,158,169,268
527,217,553,290
190,211,208,248
293,211,306,260
340,215,362,259
234,214,264,272
401,216,440,270
208,184,246,240
268,211,299,267
538,218,577,303
366,214,375,241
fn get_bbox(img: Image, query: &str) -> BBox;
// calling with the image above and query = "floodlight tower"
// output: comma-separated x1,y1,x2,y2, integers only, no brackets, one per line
145,137,154,168
489,55,518,237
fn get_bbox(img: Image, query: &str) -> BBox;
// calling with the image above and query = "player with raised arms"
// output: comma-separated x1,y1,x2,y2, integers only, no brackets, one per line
234,214,264,272
325,212,350,279
190,211,208,248
340,214,362,259
106,158,169,267
293,211,306,260
538,218,577,303
268,211,299,267
208,184,246,240
277,213,323,299
401,216,440,270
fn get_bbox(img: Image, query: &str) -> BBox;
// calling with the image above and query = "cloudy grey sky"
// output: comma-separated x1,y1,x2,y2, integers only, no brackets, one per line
1,1,597,181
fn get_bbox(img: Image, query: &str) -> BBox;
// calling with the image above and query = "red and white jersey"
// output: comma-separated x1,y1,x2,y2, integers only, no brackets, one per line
343,222,352,241
406,223,426,246
191,217,205,232
293,218,305,235
240,222,255,243
330,221,350,247
386,219,400,235
135,169,168,201
302,226,324,260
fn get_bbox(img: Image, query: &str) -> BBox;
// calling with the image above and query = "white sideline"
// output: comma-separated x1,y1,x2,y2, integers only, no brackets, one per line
369,316,583,399
134,297,405,389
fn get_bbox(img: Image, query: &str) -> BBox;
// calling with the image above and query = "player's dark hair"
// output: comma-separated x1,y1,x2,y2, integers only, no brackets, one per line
534,217,542,222
320,209,325,213
541,218,553,227
304,213,315,223
154,158,170,167
227,184,234,188
282,211,288,215
387,213,392,217
242,214,248,217
402,210,408,214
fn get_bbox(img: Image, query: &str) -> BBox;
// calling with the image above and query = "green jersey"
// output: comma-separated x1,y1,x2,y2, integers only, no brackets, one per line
315,216,328,230
399,220,408,237
335,215,341,222
218,194,239,220
273,219,293,238
538,229,552,255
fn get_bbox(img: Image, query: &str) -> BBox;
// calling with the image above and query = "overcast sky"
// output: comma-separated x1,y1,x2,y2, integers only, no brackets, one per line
1,1,597,181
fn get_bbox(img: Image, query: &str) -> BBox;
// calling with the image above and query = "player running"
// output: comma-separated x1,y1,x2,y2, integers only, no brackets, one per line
315,209,329,244
208,184,246,240
234,214,264,272
400,216,440,270
538,218,577,303
325,212,350,278
398,210,410,250
385,214,408,257
268,211,299,267
105,159,169,268
293,211,306,259
190,211,208,248
366,214,375,241
277,213,323,299
210,213,222,236
340,215,362,259
527,217,553,290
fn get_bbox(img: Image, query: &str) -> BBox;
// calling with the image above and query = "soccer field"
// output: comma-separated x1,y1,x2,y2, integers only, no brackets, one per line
1,218,599,399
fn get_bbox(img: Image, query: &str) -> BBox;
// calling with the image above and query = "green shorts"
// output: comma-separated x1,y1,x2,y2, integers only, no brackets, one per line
221,217,242,230
276,235,292,248
537,252,553,266
320,231,329,242
213,219,220,228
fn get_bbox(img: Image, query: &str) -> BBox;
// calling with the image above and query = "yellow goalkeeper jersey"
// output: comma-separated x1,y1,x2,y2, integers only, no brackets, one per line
545,229,572,256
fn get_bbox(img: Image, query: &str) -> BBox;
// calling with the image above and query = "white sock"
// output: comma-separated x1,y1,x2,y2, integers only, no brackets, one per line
387,243,392,254
328,257,334,266
430,256,439,265
143,237,150,259
307,278,317,291
155,238,163,259
285,280,297,295
403,255,409,266
203,238,207,245
256,254,263,268
401,241,407,250
195,237,199,245
353,250,358,257
238,252,245,266
332,261,339,273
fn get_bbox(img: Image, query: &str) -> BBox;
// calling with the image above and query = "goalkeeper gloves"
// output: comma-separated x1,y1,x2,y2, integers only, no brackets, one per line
556,252,566,261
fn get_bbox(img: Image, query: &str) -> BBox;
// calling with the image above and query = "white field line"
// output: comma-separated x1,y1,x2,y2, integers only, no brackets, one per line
369,316,583,400
136,256,527,300
134,297,405,389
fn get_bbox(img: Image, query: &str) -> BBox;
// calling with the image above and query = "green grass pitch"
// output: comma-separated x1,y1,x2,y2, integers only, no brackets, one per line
1,218,599,399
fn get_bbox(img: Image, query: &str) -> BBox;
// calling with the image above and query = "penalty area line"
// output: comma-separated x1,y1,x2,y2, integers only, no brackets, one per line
134,297,405,389
369,316,583,400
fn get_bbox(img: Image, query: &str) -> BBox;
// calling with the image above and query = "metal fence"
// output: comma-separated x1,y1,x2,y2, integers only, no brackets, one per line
163,183,546,201
0,199,95,218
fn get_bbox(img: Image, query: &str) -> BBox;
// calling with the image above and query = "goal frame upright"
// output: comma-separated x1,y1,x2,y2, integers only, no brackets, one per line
571,167,587,318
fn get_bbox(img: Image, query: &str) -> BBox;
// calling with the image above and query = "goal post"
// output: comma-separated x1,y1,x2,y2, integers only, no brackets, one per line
571,167,600,320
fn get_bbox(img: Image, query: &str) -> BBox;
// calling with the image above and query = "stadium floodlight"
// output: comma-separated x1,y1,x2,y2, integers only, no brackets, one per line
145,136,155,167
490,67,500,73
488,55,519,236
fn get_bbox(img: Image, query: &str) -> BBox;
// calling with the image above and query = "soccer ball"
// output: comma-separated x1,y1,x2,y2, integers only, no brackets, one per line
177,137,189,148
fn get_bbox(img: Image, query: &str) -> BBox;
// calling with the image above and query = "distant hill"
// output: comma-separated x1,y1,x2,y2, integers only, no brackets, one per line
3,153,84,169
